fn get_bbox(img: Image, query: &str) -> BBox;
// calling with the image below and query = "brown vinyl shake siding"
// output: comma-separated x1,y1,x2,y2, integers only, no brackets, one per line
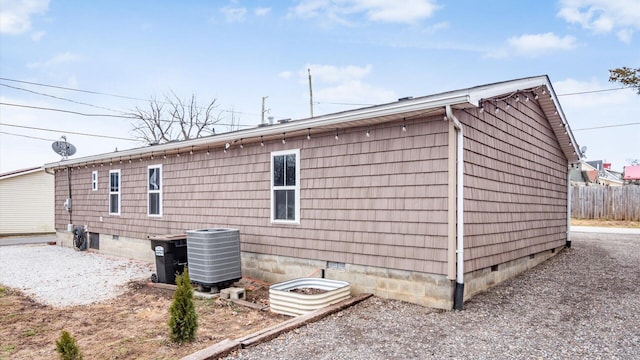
459,96,568,272
55,116,452,275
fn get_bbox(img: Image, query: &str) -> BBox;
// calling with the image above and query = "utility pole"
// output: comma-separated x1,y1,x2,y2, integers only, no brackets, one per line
308,68,314,118
261,96,269,125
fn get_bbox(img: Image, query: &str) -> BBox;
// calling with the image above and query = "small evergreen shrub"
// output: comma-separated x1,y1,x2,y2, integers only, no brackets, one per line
55,330,83,360
168,267,198,343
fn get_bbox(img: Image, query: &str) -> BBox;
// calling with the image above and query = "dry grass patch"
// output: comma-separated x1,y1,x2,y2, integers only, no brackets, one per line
571,218,640,228
0,280,286,359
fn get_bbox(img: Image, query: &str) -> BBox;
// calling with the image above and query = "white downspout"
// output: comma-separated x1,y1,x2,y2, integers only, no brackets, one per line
445,105,465,311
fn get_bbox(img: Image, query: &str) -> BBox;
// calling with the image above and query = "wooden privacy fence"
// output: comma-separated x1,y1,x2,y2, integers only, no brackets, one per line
571,186,640,221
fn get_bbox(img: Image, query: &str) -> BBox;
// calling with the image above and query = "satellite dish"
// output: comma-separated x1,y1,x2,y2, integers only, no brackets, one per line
52,136,77,160
580,145,587,159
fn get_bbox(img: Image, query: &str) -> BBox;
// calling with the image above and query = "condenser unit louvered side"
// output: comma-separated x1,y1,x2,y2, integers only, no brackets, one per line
186,228,242,289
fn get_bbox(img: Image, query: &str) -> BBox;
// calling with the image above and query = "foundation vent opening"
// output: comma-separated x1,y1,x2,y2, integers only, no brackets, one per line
491,264,499,272
327,261,346,270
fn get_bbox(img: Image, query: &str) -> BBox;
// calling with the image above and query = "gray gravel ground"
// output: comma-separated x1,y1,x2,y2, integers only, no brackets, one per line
0,244,153,307
229,232,640,359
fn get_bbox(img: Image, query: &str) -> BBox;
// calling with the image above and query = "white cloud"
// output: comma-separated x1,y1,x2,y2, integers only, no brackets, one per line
422,21,448,34
315,80,396,104
616,28,633,43
0,0,49,34
557,0,640,41
486,32,577,58
303,63,373,84
30,30,45,41
508,33,577,55
255,7,271,16
298,64,395,104
220,5,247,22
27,52,83,68
289,0,439,25
63,75,79,89
556,78,632,106
278,71,293,79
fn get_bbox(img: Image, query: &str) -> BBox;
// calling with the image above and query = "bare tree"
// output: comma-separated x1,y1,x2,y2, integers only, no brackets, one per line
130,92,221,144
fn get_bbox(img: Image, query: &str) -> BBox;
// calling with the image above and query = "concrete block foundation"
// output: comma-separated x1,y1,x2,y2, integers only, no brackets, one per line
55,231,565,310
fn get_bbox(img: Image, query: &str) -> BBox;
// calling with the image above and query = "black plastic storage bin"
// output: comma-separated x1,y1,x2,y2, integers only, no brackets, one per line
149,234,188,285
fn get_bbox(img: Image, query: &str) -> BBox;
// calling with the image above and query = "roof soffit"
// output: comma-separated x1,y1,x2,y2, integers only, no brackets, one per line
44,75,582,168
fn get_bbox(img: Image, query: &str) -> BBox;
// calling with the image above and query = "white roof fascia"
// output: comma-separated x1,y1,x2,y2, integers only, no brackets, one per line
0,166,44,180
43,75,582,168
466,75,581,163
465,76,549,106
543,79,582,162
45,92,472,169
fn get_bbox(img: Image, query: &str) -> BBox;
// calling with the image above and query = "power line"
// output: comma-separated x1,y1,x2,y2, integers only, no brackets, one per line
0,101,256,127
0,77,146,102
0,77,263,117
556,87,627,96
0,130,56,142
0,102,135,119
573,122,640,131
0,122,140,141
0,83,128,114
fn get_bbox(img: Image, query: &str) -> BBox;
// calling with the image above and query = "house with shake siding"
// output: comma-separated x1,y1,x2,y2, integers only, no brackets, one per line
45,75,581,310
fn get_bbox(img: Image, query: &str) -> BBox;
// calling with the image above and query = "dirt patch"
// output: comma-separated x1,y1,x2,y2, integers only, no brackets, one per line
0,279,287,359
571,218,640,228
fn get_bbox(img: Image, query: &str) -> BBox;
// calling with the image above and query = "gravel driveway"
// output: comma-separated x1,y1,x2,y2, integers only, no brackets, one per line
0,244,153,307
229,231,640,359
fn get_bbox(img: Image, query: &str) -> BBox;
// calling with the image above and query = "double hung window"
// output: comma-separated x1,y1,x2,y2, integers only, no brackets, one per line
109,170,120,215
271,149,300,223
91,171,98,191
148,165,162,216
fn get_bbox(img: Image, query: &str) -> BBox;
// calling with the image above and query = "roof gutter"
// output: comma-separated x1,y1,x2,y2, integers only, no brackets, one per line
445,105,465,311
43,93,471,169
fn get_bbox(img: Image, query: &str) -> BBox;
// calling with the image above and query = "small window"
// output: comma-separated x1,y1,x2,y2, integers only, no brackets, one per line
91,171,98,191
148,165,162,216
271,149,300,223
109,169,121,215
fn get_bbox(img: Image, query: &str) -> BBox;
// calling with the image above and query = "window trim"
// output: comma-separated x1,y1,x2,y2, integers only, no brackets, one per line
270,149,300,224
147,164,163,217
109,169,121,216
91,170,98,191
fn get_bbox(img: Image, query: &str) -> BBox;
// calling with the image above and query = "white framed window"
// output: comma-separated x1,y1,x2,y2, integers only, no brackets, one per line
148,164,162,216
109,169,121,215
91,171,98,191
271,149,300,223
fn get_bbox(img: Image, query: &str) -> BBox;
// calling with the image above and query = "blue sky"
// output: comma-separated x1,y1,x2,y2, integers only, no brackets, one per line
1,0,639,173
